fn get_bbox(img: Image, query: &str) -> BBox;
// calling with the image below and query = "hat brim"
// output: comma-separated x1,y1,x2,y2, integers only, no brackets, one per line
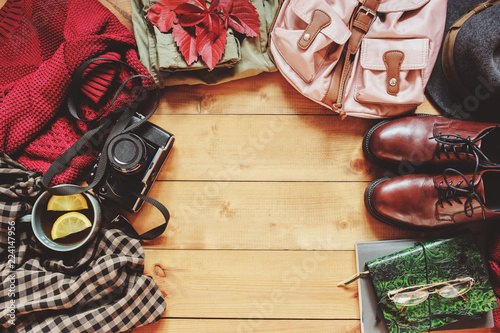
425,0,500,121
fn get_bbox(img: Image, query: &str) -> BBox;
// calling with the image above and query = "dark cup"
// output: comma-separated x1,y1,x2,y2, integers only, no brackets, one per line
21,185,102,252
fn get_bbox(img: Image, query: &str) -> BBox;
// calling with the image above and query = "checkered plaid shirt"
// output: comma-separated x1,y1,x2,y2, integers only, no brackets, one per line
0,153,166,332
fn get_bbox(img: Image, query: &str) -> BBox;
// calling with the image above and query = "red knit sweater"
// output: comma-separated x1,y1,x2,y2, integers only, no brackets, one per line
0,0,150,184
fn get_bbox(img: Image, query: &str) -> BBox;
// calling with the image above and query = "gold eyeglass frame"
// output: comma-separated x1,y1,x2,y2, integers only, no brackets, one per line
387,276,475,307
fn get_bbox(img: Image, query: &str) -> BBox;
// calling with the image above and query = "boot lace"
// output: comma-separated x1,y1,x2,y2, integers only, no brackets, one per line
436,166,485,219
430,128,495,163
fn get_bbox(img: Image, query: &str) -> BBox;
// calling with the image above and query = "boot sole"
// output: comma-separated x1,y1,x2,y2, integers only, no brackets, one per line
362,120,391,166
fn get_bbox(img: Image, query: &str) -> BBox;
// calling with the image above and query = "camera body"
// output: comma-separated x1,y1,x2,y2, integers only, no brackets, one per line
89,115,174,213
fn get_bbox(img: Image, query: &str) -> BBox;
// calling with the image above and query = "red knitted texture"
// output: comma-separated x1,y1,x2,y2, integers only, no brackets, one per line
0,0,152,185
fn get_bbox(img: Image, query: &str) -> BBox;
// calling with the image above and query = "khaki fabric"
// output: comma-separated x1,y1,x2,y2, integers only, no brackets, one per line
155,27,241,72
131,0,279,87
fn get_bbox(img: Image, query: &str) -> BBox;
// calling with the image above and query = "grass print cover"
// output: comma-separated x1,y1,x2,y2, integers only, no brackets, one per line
366,235,498,332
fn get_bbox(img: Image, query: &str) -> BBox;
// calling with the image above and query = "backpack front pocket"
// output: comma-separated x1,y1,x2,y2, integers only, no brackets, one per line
354,38,430,106
271,0,352,83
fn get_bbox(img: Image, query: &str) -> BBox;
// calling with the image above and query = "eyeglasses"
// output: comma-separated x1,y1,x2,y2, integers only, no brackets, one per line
387,277,475,307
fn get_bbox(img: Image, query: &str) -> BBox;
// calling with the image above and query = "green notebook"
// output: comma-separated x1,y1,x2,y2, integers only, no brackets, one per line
366,235,498,333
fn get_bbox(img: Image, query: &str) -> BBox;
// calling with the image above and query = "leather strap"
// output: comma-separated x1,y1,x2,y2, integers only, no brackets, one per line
383,50,404,95
42,60,157,195
42,58,170,240
324,55,345,107
298,10,331,50
103,191,170,240
441,0,500,96
323,0,381,117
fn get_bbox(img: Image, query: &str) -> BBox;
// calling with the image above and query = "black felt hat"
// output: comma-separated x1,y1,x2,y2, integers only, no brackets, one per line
425,0,500,121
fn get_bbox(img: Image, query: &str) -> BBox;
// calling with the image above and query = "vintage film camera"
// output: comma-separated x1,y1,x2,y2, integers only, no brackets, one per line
88,115,174,213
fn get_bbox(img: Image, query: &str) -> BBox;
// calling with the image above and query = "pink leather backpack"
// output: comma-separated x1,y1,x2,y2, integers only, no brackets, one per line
270,0,447,118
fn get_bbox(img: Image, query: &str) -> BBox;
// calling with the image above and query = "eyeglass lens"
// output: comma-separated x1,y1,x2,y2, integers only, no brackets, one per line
392,290,428,306
438,281,472,298
391,280,472,306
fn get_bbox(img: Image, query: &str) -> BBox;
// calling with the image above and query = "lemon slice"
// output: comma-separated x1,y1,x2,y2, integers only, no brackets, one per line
51,212,92,240
47,194,88,211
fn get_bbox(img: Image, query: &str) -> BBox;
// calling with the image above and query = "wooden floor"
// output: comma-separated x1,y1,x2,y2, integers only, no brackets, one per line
42,1,500,332
126,72,496,332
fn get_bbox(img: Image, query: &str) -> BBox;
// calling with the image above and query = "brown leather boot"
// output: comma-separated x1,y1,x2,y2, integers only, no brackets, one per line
365,169,500,230
363,114,500,170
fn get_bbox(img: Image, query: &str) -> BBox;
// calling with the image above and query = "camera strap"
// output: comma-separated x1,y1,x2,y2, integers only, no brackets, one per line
42,58,170,240
102,193,170,241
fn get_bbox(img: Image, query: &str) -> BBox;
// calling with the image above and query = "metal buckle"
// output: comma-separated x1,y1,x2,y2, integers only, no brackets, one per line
357,5,377,25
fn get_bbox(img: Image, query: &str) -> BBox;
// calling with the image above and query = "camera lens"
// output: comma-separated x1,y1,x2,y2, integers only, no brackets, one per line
107,133,147,173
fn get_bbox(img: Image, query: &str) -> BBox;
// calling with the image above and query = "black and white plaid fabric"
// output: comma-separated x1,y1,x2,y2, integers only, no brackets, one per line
0,152,43,222
0,152,166,332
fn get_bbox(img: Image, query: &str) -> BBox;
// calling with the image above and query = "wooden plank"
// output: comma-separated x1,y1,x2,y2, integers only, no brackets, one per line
157,72,440,116
153,109,442,182
135,319,497,333
135,181,426,250
157,72,334,115
133,319,361,333
144,250,359,319
419,98,441,116
152,114,389,182
136,180,488,250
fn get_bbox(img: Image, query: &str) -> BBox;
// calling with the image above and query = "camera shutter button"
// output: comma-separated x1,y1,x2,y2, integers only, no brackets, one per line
107,133,147,173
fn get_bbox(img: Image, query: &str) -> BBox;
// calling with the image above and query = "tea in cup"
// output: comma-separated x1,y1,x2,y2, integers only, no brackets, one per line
21,185,102,252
